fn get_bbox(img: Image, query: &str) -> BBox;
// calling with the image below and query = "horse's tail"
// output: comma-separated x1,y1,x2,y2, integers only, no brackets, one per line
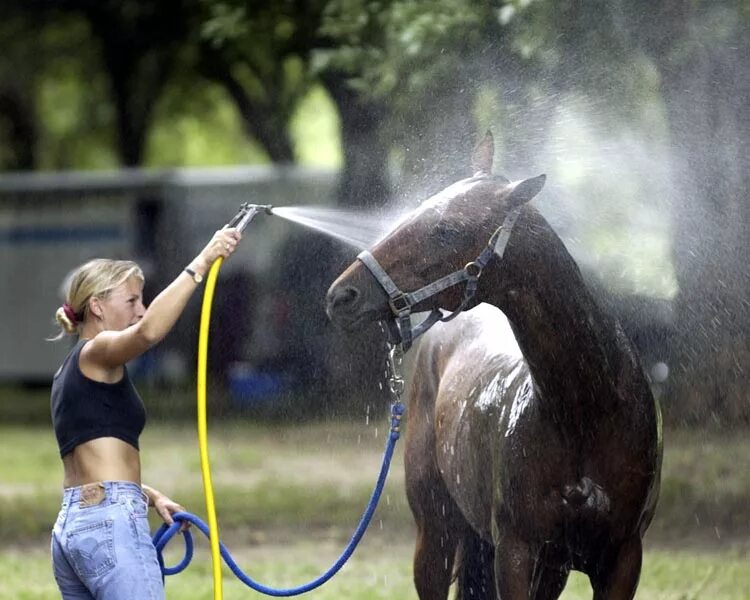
453,526,495,600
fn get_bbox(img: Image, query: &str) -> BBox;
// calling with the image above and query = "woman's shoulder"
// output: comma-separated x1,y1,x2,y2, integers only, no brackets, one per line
79,336,126,383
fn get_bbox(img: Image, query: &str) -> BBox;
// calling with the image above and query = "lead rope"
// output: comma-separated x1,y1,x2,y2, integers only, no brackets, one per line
152,337,406,597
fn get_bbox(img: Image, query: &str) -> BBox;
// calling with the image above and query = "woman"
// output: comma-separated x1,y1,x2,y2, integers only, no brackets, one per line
49,227,241,599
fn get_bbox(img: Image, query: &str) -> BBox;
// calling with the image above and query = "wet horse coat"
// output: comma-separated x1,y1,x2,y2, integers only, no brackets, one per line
326,135,662,599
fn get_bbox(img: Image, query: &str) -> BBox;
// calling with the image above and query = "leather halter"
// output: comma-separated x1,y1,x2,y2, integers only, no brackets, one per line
357,206,522,351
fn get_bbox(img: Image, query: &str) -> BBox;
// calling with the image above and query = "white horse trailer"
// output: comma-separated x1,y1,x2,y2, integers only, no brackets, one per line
0,166,337,384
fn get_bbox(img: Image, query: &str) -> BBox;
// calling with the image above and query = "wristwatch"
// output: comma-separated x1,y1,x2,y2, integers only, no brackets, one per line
184,267,203,284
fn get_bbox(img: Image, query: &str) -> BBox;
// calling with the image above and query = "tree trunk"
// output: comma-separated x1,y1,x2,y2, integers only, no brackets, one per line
200,50,296,164
307,73,392,405
321,72,390,208
0,85,36,170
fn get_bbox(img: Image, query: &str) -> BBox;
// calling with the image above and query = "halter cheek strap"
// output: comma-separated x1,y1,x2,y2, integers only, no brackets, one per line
357,206,522,351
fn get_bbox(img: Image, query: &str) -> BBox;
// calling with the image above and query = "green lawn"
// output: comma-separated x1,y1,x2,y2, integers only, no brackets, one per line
2,542,749,599
1,398,750,598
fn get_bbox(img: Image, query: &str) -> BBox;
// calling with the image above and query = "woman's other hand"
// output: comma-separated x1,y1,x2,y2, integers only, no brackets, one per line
155,494,190,530
144,485,191,531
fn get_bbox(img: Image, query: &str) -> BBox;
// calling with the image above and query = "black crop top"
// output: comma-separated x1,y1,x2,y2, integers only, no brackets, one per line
51,339,146,457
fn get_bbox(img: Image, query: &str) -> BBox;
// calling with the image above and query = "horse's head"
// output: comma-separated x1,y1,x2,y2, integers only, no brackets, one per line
326,132,545,338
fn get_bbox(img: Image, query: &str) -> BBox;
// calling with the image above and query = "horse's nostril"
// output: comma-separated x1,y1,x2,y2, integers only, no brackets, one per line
332,286,359,310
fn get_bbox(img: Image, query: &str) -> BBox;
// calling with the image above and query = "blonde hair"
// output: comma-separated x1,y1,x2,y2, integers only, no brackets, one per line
50,259,144,340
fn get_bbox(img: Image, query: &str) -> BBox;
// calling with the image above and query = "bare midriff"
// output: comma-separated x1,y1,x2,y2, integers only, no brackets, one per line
62,437,141,488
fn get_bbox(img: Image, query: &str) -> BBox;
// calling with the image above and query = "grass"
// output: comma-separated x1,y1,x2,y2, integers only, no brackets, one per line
2,384,750,598
2,542,749,599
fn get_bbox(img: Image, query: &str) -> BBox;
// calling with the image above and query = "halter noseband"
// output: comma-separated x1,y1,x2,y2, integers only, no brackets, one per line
357,206,522,352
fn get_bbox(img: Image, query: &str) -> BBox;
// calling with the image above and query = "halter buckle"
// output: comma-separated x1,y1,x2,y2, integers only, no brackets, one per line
389,293,411,316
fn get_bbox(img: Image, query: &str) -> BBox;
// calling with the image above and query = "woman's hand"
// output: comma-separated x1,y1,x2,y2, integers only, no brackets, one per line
195,228,242,272
154,495,190,531
143,484,190,531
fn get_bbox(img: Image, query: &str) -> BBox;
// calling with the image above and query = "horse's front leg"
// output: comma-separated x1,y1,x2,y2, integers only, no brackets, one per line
590,537,643,600
405,423,462,599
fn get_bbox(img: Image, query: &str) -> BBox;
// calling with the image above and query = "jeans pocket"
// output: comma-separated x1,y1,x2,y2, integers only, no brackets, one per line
65,518,117,579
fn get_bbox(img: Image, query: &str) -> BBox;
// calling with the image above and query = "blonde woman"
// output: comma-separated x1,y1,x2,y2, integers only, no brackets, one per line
49,227,241,599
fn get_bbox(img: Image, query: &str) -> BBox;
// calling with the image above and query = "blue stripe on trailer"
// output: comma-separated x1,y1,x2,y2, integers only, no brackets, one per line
0,225,126,244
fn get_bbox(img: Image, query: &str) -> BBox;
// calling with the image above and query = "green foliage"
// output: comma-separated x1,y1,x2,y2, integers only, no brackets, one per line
200,2,250,48
316,0,492,98
36,51,117,169
290,85,343,167
197,0,320,115
146,80,269,167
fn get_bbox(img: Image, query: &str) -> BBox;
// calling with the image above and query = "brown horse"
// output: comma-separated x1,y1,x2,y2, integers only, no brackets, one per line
326,134,662,599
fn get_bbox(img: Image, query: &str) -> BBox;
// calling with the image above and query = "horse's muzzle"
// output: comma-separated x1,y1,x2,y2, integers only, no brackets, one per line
325,284,360,324
326,280,389,331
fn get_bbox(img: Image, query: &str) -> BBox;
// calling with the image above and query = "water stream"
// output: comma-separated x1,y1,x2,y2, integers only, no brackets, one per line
270,205,404,249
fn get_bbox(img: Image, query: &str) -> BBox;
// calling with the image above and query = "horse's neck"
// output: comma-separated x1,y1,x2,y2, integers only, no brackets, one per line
482,208,642,421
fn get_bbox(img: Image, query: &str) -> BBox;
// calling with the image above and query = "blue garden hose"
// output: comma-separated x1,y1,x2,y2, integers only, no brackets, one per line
152,401,405,596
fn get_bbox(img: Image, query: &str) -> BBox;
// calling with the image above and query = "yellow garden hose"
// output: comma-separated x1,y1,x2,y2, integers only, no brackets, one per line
197,256,225,600
181,203,398,599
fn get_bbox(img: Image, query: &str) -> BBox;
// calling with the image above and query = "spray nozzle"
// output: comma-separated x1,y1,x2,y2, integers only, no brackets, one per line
227,203,274,233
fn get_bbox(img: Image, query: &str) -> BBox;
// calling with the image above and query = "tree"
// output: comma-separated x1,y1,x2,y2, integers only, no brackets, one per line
482,0,750,423
0,13,39,170
194,1,323,164
62,1,189,167
316,0,508,199
6,0,189,168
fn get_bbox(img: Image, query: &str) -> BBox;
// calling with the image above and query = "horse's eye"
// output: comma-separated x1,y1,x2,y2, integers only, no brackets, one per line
434,221,460,244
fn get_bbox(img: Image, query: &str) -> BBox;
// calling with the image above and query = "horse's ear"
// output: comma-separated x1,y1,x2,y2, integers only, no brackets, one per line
471,131,494,175
503,174,546,207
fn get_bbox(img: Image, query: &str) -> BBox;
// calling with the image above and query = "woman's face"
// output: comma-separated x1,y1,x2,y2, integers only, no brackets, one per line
96,276,145,331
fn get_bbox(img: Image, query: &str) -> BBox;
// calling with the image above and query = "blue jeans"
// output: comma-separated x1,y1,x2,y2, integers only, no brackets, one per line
51,481,164,599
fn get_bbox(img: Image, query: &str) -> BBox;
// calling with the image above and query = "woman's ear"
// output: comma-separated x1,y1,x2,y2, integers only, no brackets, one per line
89,296,103,319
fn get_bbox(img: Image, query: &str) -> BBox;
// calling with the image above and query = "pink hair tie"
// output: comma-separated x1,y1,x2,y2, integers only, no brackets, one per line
62,303,79,325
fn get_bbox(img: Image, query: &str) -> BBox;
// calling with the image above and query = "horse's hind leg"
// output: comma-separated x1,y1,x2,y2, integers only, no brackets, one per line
454,525,495,600
531,566,570,600
590,537,642,600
